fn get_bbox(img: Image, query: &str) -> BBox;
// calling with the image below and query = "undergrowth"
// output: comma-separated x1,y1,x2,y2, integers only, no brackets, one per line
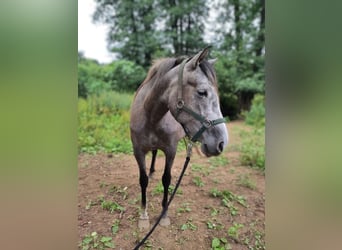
78,91,133,154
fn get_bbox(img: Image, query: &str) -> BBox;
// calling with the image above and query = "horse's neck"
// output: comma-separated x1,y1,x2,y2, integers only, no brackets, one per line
143,78,172,125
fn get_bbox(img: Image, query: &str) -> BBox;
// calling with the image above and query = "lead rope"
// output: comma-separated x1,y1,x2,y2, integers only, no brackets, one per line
133,141,193,250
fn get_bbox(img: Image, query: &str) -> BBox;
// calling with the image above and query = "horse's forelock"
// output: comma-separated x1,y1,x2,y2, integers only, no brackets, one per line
199,60,217,87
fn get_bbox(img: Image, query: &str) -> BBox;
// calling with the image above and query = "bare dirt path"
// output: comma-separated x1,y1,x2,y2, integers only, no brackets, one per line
78,121,265,249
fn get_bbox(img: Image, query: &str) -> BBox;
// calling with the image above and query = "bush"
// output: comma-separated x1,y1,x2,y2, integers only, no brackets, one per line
244,94,265,127
78,92,133,154
240,128,265,170
103,60,146,92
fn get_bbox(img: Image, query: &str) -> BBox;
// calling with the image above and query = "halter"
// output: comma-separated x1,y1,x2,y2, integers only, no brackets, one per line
175,59,226,142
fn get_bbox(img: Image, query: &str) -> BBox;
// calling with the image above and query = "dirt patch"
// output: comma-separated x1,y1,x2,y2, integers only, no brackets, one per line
78,121,265,249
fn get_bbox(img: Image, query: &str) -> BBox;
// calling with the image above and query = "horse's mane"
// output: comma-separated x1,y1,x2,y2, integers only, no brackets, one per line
136,54,217,96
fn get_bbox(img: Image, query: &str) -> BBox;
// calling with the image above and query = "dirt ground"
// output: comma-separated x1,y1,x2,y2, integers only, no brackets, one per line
78,121,265,249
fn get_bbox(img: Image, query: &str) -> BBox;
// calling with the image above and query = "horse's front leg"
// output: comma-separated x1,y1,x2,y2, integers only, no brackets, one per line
134,148,150,230
159,149,176,227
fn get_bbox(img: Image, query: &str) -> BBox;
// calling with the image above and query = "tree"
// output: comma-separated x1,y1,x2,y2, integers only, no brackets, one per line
93,0,160,68
213,0,265,113
158,0,208,55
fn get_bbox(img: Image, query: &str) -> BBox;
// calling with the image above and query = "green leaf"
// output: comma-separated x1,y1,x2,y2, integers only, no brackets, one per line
181,224,188,230
100,236,112,243
212,237,221,248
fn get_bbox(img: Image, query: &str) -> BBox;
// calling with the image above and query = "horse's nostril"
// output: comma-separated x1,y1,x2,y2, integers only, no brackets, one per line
217,141,224,153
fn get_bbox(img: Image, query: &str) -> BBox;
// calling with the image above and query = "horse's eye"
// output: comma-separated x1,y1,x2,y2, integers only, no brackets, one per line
197,89,208,98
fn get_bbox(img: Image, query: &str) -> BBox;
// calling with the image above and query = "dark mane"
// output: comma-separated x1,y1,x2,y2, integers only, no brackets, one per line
199,60,217,87
135,56,187,95
135,55,217,96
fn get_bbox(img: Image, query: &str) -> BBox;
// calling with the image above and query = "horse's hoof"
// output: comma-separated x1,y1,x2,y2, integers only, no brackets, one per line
159,217,171,227
138,219,150,230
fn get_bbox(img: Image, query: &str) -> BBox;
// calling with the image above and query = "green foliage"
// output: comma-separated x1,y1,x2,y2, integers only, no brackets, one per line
99,197,125,213
244,94,265,127
78,92,133,154
80,232,114,250
192,176,204,187
211,237,232,250
78,56,146,97
209,189,247,216
227,223,244,241
240,128,265,170
180,218,197,231
103,60,146,92
78,58,111,98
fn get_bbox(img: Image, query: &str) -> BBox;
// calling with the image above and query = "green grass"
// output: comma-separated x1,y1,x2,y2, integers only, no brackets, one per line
239,127,265,170
78,91,133,154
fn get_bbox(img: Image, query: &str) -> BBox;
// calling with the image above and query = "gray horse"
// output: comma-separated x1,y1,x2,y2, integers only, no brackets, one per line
130,48,229,229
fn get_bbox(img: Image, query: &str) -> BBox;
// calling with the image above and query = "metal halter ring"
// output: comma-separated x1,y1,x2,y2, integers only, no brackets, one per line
202,119,213,128
176,100,185,109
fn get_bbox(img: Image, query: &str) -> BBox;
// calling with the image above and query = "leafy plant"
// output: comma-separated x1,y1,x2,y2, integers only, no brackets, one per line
227,223,244,241
80,232,114,250
209,189,247,216
192,176,204,187
180,218,197,231
111,219,120,235
207,219,224,230
99,197,125,213
152,181,182,196
211,237,232,250
177,203,192,214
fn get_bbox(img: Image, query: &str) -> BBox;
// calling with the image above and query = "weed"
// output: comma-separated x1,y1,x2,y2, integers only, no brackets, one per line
99,197,125,213
210,189,247,216
237,174,256,190
192,176,204,187
80,232,114,250
152,182,182,196
85,200,97,210
206,219,224,230
109,185,128,200
177,203,191,214
191,163,211,176
227,223,244,241
180,218,197,231
111,219,120,235
209,156,229,167
210,207,220,216
211,237,232,250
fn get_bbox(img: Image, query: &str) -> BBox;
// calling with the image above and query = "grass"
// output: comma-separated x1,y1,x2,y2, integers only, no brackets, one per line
237,174,256,190
239,128,265,170
152,181,183,196
78,91,133,154
192,176,204,187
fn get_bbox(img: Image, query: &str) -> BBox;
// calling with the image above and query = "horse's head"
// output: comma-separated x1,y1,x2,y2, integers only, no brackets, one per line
168,48,229,157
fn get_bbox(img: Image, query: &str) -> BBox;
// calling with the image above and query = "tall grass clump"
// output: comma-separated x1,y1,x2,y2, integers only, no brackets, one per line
244,94,265,127
240,94,265,170
78,91,133,154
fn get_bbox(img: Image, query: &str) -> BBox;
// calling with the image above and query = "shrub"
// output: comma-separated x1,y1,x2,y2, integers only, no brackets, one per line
240,128,265,170
78,92,133,154
244,94,265,127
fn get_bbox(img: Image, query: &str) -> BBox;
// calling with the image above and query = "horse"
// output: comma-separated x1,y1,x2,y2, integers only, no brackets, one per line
130,47,229,229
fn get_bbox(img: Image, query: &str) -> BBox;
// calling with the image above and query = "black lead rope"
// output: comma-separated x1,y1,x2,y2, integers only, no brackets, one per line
133,143,193,250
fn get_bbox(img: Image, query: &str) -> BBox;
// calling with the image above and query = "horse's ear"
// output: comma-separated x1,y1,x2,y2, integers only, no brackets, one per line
187,47,210,70
208,58,217,66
